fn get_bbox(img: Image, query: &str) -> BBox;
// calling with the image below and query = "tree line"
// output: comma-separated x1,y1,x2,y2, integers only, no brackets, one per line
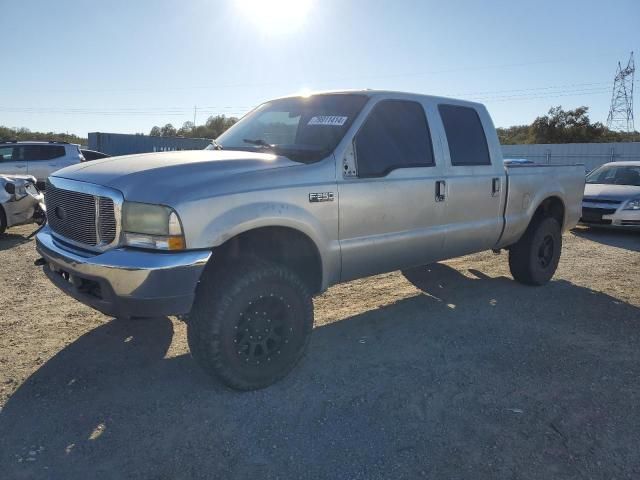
149,115,239,139
2,107,639,147
0,126,87,145
497,106,639,144
147,107,640,144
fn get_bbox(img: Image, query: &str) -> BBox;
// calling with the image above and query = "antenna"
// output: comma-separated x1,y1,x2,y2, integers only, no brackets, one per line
606,52,635,132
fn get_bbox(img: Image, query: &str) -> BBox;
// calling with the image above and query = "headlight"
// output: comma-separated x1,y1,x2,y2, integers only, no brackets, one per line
623,198,640,211
122,202,185,250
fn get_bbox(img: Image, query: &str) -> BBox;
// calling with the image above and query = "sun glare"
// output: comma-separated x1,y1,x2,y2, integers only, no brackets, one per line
235,0,313,33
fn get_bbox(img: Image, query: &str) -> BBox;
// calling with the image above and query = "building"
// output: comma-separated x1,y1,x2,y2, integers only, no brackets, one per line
88,132,212,156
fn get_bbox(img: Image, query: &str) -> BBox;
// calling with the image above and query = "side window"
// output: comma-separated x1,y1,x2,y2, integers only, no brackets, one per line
438,104,491,166
0,147,14,162
355,100,434,177
25,145,66,161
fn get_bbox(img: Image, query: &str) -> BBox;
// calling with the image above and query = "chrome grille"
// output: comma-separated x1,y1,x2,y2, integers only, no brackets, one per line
46,182,117,247
99,197,116,243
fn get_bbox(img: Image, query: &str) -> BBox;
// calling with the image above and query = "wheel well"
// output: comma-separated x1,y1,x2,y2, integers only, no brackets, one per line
212,227,323,294
533,196,565,228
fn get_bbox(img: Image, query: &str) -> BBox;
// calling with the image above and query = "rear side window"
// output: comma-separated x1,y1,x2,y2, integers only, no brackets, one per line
23,145,66,161
439,104,491,166
355,100,434,177
0,146,14,162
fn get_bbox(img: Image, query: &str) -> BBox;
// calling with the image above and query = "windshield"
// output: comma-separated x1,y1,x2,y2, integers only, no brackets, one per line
586,164,640,186
211,94,369,163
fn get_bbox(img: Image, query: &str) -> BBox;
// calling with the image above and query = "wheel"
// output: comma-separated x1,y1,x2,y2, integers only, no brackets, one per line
0,207,6,236
187,258,314,390
508,216,562,286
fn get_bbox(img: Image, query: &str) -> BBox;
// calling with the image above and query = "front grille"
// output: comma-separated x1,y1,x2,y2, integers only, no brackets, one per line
580,206,617,226
582,207,617,216
99,197,116,243
583,198,621,206
46,182,116,247
580,218,612,225
620,220,640,226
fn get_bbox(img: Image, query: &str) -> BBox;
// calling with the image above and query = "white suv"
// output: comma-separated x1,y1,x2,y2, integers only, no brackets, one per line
0,141,84,188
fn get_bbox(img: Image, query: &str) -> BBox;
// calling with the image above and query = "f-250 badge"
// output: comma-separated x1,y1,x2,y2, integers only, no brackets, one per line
309,192,335,203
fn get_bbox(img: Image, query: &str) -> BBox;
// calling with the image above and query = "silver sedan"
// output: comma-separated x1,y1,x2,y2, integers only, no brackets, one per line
581,161,640,229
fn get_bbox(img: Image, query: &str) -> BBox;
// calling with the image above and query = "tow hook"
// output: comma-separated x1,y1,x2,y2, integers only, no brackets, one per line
34,257,46,267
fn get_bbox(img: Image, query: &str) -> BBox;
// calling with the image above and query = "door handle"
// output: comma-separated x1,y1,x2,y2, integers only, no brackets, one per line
435,180,446,202
16,165,26,169
492,177,501,197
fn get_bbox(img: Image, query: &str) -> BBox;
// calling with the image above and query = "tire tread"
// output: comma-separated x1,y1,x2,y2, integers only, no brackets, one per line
508,216,561,286
187,258,313,390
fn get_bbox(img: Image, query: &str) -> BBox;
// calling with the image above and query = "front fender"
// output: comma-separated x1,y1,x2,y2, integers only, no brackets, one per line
187,200,341,290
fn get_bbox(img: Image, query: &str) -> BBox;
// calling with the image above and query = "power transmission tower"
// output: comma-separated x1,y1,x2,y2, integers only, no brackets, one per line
606,52,635,132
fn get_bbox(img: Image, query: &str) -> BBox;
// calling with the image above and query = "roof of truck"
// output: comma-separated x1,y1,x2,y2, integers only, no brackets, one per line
271,89,485,108
0,140,77,146
601,161,640,167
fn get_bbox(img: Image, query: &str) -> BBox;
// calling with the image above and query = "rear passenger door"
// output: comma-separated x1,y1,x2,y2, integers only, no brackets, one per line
437,104,505,257
26,144,67,182
338,99,446,281
0,145,28,175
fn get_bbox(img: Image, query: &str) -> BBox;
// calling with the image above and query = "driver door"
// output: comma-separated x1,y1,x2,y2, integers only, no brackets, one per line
337,99,446,281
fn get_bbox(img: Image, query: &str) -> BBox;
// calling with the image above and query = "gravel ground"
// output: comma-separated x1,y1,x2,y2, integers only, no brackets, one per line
0,224,639,479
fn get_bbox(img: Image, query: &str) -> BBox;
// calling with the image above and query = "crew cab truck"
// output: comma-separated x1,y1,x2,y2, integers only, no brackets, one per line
35,91,585,390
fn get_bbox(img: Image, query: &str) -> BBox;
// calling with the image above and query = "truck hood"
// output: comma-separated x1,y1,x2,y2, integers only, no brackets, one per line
584,183,640,202
52,150,300,194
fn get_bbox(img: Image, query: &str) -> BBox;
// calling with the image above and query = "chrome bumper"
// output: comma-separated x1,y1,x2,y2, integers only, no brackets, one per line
35,226,211,319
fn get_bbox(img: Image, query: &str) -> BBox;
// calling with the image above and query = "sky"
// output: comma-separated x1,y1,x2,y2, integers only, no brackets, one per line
1,0,638,136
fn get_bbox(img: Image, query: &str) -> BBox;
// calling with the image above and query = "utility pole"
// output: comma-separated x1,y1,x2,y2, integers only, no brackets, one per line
193,105,197,131
606,52,635,132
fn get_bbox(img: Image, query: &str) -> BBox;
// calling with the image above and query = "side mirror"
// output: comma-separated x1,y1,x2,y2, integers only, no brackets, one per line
4,182,15,195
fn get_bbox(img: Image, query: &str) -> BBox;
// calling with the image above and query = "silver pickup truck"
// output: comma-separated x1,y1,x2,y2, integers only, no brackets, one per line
35,90,584,390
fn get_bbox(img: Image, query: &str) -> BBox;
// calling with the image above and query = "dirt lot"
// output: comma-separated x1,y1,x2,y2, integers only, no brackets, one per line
0,225,639,479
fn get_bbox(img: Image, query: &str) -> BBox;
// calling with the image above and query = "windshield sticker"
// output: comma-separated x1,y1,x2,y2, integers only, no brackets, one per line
308,116,348,126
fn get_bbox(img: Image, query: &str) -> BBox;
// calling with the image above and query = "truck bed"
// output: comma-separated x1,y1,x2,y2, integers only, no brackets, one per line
497,163,585,248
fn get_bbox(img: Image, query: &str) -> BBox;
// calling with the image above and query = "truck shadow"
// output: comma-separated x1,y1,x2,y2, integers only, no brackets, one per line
0,231,32,251
2,264,640,478
571,226,640,252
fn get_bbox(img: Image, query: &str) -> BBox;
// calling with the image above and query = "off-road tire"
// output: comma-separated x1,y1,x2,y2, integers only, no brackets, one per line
509,216,562,286
187,258,314,390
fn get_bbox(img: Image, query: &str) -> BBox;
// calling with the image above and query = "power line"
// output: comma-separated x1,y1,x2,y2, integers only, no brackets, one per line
1,80,637,117
1,53,622,95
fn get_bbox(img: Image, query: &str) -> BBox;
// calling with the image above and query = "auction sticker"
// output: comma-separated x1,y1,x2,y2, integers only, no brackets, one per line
308,116,348,126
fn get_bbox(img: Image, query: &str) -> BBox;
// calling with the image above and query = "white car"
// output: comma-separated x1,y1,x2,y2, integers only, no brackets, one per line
581,161,640,229
0,174,45,235
0,141,84,188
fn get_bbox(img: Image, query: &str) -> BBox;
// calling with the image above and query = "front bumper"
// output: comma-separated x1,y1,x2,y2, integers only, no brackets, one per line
35,226,211,318
580,199,640,229
580,203,640,229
